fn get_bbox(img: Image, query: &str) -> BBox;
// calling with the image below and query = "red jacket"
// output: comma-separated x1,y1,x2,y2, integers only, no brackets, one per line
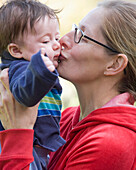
0,129,34,170
0,93,136,170
48,93,136,169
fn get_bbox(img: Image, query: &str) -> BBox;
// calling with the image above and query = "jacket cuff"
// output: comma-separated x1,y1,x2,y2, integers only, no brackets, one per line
0,129,34,158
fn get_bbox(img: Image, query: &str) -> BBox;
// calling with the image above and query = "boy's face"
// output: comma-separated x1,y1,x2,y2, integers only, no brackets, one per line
19,16,60,68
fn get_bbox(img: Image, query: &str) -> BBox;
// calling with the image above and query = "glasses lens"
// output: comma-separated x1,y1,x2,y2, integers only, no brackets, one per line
72,24,82,43
75,28,82,43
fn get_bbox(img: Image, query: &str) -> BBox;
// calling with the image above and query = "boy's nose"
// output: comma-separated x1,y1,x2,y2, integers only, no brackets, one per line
53,41,60,50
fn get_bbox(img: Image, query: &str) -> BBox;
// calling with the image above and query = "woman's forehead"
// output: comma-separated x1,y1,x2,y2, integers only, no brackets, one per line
80,7,105,27
79,7,105,35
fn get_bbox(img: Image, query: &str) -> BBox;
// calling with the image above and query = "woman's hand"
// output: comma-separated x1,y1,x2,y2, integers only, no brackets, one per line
0,68,39,129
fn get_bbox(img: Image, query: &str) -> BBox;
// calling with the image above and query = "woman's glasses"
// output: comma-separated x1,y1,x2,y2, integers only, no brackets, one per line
72,24,119,53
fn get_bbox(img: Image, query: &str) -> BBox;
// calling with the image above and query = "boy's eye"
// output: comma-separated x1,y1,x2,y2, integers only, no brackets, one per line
43,41,49,44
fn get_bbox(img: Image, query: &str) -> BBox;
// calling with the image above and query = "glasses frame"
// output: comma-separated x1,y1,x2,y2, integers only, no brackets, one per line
73,24,119,53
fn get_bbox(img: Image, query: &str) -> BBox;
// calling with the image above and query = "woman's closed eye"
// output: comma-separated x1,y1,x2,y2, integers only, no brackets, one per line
81,37,88,43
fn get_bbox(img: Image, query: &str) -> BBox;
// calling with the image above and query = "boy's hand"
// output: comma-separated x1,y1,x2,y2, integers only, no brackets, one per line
41,48,55,72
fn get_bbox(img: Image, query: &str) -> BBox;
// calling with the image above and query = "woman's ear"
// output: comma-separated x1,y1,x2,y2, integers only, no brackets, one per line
104,54,128,76
8,43,23,59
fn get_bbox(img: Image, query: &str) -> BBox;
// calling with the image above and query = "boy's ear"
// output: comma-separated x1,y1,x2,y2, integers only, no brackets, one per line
8,43,23,59
104,54,128,76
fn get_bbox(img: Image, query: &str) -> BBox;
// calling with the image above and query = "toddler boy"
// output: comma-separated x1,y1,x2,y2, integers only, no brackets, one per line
0,0,65,169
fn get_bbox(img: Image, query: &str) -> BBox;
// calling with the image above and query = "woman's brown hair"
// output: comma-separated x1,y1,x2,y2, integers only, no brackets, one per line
98,0,136,99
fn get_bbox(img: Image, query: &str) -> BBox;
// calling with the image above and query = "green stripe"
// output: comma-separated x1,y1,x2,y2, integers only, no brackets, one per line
41,97,62,105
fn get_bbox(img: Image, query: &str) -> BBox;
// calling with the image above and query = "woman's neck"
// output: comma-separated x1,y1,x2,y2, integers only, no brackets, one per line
75,80,119,121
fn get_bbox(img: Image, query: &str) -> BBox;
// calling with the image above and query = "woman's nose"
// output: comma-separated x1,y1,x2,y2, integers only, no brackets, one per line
59,31,74,49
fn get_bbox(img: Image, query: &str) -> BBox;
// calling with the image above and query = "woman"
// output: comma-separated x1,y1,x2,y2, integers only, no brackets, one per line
0,0,136,169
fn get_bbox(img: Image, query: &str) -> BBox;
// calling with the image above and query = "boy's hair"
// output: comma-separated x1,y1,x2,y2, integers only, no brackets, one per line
0,0,60,54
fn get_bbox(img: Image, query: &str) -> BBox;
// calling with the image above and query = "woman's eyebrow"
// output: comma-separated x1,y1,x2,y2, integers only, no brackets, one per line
79,23,85,30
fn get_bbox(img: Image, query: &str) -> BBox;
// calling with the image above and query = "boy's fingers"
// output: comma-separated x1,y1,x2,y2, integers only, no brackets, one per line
41,54,48,60
40,48,46,56
41,55,54,66
47,65,55,72
41,52,55,72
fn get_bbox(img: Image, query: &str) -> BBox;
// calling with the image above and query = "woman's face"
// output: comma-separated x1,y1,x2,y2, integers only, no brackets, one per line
58,7,112,85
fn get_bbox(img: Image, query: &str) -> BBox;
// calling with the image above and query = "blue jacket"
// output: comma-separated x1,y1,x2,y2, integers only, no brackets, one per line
0,51,66,169
1,50,60,106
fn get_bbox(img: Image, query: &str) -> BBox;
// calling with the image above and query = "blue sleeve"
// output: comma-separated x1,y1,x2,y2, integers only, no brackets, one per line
30,147,49,170
9,51,59,107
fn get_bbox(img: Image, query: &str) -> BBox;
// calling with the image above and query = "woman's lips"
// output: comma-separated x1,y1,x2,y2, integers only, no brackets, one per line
59,52,67,60
58,55,65,63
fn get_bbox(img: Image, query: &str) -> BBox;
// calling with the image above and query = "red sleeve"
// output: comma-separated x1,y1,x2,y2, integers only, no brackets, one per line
0,129,34,170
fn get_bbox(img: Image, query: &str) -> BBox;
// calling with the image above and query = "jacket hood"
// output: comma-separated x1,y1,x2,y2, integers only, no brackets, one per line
72,93,136,133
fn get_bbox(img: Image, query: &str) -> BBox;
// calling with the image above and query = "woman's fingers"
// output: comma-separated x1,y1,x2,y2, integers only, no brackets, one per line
0,68,10,90
0,68,39,130
0,73,15,129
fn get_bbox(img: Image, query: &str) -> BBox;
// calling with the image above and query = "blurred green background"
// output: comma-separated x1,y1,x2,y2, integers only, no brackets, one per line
0,0,135,110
